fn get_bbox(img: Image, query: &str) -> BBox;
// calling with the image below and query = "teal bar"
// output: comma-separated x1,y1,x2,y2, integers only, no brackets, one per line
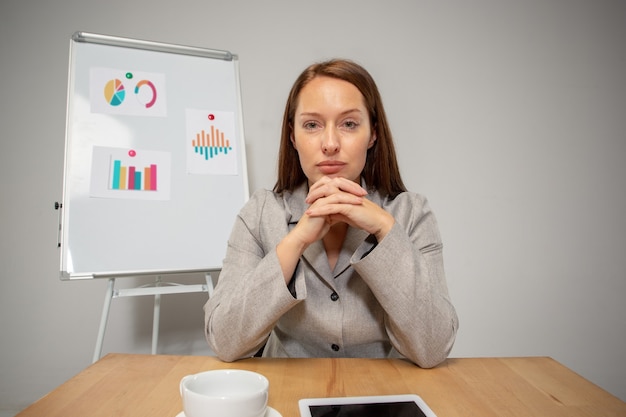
112,160,121,189
134,171,141,190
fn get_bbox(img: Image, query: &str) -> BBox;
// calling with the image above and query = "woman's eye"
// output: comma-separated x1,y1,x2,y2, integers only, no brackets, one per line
343,120,359,129
303,121,319,130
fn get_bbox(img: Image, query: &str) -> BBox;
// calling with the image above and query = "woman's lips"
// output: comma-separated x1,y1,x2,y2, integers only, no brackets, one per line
317,161,346,175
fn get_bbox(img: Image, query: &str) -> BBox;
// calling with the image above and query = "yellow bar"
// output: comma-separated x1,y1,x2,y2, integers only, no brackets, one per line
119,167,127,190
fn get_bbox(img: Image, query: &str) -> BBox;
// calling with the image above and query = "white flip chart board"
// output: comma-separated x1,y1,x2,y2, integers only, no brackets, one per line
59,32,249,279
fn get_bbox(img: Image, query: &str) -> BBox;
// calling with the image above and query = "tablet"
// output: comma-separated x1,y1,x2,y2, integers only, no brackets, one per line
298,394,437,417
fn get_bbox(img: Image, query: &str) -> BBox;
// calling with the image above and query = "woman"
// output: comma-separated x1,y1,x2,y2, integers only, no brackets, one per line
204,59,458,368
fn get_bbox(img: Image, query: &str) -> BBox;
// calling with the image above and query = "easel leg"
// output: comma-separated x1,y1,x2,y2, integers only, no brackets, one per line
206,271,216,297
152,285,161,355
93,278,115,363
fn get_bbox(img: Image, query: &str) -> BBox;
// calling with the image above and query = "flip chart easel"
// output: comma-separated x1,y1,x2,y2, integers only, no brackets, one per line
93,273,216,363
59,32,248,361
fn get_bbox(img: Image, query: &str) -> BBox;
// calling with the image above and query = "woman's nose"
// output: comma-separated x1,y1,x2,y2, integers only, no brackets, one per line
322,128,340,154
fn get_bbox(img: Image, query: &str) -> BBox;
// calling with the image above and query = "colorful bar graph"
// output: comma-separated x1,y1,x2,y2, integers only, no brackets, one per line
192,127,232,160
110,159,157,191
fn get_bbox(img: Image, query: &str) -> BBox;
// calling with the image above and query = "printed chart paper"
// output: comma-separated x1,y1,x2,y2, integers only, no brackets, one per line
186,109,238,175
90,146,172,200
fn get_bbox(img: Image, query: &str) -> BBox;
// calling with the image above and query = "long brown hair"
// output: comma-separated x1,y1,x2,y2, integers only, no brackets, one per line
273,59,406,198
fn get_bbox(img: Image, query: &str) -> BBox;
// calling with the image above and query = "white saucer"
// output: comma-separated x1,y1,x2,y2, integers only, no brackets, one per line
176,406,282,417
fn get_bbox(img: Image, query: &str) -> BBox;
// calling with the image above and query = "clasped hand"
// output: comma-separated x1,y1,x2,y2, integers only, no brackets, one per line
295,176,394,245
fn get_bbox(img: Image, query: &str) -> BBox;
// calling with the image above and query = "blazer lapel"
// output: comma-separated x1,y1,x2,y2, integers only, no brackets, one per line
302,241,335,285
332,227,369,277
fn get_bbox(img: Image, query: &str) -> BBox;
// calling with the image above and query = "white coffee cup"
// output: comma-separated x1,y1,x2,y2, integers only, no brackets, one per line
180,369,269,417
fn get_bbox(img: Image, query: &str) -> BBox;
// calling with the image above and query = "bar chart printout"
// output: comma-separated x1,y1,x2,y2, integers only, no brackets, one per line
89,146,171,201
186,109,238,175
192,126,232,160
110,159,158,191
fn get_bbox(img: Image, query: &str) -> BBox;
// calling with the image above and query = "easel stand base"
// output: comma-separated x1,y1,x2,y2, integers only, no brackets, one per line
93,272,216,363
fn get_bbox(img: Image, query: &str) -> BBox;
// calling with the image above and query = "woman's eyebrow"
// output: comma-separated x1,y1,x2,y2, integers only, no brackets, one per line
297,108,364,118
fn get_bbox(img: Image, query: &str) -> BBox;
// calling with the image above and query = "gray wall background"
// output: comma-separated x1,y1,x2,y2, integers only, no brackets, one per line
1,0,624,414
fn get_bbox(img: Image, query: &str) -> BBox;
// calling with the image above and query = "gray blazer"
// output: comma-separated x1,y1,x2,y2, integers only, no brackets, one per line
204,183,458,368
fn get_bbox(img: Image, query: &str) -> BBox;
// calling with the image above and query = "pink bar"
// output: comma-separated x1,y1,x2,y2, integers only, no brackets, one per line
150,164,157,190
128,166,135,189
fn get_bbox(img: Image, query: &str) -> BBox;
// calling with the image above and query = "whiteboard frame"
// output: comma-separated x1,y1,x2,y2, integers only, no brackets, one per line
71,31,234,60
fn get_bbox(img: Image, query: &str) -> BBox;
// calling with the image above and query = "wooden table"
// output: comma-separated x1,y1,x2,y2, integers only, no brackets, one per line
15,354,626,417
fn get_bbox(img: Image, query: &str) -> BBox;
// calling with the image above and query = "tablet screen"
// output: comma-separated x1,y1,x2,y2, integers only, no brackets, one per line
308,401,428,417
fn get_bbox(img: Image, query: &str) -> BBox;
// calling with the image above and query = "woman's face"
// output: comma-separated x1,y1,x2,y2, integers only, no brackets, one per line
291,76,376,185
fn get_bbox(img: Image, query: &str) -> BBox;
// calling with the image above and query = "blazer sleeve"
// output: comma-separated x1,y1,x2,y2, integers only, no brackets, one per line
203,190,304,362
351,192,459,368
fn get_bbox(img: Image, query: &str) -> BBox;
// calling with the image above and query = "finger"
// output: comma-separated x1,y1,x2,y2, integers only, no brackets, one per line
306,177,367,203
309,176,366,194
305,198,364,219
309,190,364,209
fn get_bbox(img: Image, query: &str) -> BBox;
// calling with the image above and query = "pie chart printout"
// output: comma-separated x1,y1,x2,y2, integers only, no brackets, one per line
104,79,125,106
90,68,166,117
